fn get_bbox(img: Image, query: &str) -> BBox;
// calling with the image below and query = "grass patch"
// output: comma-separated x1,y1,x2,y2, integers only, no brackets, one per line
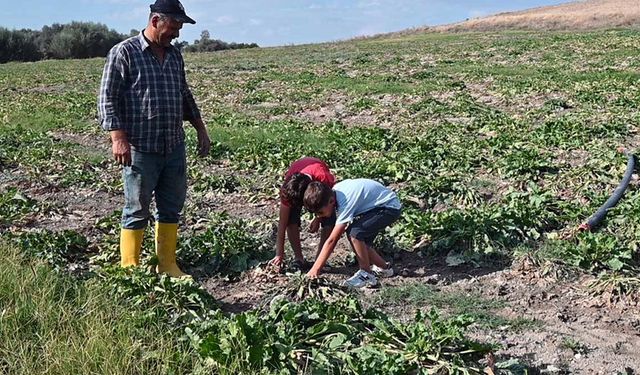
374,282,540,331
0,241,201,375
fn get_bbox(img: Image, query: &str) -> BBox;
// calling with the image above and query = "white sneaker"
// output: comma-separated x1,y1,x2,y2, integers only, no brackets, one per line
371,263,394,278
343,269,378,288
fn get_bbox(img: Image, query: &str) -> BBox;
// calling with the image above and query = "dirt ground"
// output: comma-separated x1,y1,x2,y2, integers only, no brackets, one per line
2,133,639,374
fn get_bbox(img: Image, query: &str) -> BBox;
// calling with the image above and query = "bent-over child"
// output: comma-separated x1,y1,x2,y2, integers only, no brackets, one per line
303,178,401,288
269,157,336,271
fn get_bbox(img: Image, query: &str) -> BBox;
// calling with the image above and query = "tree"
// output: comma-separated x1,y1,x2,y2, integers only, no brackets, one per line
0,27,41,63
36,23,64,58
173,40,189,51
47,22,124,59
183,29,258,53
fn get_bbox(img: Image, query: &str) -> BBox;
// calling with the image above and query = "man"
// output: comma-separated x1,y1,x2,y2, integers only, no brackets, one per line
97,0,210,277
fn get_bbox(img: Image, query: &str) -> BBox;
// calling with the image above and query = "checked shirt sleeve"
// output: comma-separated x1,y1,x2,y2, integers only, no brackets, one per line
177,51,201,122
97,46,127,131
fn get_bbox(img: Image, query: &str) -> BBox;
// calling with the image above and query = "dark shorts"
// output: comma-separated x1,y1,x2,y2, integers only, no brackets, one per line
288,205,336,228
346,207,402,246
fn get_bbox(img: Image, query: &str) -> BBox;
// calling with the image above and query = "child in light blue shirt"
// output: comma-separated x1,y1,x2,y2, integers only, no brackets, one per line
303,179,402,288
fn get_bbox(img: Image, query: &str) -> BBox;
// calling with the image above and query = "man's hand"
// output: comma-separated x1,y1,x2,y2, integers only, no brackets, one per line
309,217,321,233
196,128,211,157
110,130,131,166
191,119,211,157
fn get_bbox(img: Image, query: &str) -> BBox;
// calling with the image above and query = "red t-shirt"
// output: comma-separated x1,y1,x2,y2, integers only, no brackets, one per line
281,157,335,206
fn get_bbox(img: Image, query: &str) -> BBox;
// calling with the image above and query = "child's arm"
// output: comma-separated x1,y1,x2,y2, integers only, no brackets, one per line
307,223,347,278
269,204,291,268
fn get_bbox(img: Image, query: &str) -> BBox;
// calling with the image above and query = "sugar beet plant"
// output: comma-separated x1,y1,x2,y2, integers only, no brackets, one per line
0,188,40,227
9,229,90,273
179,212,272,276
95,266,222,329
193,296,492,374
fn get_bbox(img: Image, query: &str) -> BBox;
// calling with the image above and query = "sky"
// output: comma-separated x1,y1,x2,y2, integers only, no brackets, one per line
3,0,571,47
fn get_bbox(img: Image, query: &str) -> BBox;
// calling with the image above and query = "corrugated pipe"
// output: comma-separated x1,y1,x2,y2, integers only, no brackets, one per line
578,153,636,232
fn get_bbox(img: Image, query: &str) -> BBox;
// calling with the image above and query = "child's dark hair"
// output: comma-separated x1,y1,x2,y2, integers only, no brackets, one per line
303,181,333,213
281,173,312,207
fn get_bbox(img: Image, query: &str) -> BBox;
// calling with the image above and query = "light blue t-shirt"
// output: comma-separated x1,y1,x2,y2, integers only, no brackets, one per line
334,179,401,225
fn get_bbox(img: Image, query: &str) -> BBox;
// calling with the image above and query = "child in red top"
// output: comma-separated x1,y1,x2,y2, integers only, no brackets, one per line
269,157,336,271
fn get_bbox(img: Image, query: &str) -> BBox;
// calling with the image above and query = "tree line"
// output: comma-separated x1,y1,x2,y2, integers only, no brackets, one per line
0,22,258,64
180,30,259,53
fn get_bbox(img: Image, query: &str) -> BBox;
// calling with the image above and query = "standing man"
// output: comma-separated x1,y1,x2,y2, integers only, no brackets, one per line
98,0,210,277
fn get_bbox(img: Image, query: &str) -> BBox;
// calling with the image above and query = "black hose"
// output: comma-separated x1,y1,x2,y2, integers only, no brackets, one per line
579,153,636,231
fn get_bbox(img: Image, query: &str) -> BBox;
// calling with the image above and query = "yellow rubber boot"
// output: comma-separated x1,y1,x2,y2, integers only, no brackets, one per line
120,228,144,267
155,222,190,278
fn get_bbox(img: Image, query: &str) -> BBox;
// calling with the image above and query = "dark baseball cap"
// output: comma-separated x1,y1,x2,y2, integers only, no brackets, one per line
150,0,196,24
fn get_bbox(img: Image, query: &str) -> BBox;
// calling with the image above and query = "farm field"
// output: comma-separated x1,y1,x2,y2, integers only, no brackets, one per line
1,29,640,374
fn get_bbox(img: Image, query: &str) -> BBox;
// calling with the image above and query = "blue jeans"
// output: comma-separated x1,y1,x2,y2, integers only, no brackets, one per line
121,144,187,229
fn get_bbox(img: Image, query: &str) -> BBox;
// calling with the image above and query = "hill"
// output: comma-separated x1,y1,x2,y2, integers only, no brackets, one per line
433,0,640,32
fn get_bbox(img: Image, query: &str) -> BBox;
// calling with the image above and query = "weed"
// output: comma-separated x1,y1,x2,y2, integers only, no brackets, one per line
589,271,640,298
560,337,589,355
374,282,538,331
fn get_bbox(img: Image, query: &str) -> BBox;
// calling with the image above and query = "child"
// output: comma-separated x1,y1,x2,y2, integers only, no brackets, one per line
303,178,401,288
269,157,336,271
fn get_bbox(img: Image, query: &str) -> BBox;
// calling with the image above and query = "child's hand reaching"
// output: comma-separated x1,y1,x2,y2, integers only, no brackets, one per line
307,267,321,278
309,217,321,233
269,255,284,270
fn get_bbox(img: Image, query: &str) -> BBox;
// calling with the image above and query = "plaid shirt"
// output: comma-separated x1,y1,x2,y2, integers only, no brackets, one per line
97,32,201,154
